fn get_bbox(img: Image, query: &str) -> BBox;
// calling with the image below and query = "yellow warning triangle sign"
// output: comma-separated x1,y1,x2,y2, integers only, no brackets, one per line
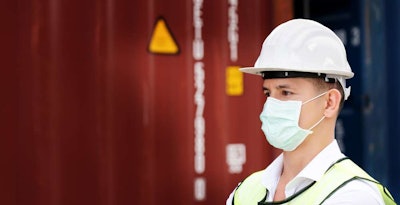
148,17,180,54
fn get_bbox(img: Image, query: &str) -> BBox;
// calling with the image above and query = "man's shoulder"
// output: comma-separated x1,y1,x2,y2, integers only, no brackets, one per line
323,179,385,204
318,158,388,204
237,170,265,189
232,170,268,204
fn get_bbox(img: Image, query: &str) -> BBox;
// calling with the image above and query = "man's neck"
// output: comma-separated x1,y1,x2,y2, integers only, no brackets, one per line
281,134,334,180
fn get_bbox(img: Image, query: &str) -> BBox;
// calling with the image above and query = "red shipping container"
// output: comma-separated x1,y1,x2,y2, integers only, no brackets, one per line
1,0,292,204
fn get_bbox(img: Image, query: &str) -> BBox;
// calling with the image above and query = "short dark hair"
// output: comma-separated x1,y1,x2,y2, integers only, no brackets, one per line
307,78,345,111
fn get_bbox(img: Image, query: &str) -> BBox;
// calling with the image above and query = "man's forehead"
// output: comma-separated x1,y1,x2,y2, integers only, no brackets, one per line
262,78,311,89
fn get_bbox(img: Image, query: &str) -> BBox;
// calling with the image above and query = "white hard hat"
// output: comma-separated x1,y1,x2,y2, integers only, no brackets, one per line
240,19,354,100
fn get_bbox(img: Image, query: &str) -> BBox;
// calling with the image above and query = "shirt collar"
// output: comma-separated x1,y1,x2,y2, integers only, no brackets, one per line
292,139,345,182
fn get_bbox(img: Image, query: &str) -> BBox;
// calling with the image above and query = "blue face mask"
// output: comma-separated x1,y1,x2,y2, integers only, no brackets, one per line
259,92,327,151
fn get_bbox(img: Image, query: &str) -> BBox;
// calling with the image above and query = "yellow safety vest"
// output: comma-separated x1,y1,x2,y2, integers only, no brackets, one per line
233,158,396,205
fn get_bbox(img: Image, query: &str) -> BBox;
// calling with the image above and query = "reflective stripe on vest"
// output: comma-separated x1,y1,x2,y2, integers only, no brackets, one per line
233,158,396,205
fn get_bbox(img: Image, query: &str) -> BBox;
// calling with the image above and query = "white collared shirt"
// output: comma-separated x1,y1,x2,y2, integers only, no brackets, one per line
226,140,384,204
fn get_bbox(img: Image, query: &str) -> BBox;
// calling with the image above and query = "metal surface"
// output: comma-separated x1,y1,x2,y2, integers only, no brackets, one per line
7,0,399,203
385,0,400,200
1,0,292,204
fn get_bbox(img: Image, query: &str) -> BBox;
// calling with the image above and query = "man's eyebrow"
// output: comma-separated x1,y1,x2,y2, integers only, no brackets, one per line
263,84,293,91
276,84,292,89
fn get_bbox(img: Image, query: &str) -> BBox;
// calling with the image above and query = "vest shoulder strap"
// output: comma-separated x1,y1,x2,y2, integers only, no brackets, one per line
233,170,266,205
289,158,396,204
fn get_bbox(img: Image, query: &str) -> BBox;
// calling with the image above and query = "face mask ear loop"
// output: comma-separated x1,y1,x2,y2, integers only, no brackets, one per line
302,91,328,105
308,116,326,130
303,91,328,131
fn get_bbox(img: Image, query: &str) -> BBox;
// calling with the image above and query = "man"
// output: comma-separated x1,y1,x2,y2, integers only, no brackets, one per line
226,19,396,204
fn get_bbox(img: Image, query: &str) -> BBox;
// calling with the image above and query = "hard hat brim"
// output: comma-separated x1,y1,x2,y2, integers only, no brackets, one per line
240,67,354,79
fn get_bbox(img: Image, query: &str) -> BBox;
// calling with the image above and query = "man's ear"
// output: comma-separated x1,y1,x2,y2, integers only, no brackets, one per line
324,89,341,118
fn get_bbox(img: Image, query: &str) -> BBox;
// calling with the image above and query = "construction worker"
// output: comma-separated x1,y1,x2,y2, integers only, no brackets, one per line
226,19,396,205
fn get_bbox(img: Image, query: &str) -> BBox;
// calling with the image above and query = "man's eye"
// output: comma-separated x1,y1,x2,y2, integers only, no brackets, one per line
264,92,270,97
282,90,292,96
